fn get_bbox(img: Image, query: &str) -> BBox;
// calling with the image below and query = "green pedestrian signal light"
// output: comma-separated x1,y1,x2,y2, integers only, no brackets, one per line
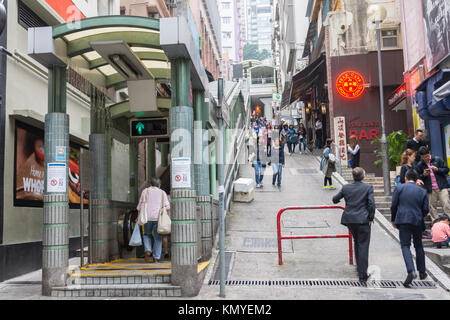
130,118,169,138
136,122,145,135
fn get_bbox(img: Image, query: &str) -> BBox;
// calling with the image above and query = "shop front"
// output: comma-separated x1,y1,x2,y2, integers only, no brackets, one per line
329,50,407,175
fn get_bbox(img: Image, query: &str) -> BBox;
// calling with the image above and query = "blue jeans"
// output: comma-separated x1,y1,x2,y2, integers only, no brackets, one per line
298,138,307,152
398,224,425,274
272,163,282,186
253,161,264,185
143,221,162,259
435,237,450,248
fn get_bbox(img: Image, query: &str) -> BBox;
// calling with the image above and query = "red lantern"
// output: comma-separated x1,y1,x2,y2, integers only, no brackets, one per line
336,71,366,99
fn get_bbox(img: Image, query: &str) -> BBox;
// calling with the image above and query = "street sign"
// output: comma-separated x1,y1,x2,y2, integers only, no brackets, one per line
273,93,281,102
130,118,169,138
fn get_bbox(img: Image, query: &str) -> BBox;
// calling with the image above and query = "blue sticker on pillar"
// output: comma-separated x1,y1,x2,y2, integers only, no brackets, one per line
56,146,67,161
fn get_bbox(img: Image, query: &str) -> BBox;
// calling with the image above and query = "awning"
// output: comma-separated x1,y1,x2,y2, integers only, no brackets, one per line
416,69,450,121
285,53,326,106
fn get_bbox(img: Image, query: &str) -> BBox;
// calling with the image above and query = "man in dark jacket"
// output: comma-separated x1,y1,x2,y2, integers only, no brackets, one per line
406,129,428,163
415,146,450,223
391,169,429,287
332,167,375,282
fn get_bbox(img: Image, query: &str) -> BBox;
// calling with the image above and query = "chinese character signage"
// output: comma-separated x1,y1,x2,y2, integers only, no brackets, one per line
334,116,348,163
336,71,366,99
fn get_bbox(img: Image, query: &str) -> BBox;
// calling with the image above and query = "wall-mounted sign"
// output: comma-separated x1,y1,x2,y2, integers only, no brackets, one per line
171,157,191,188
388,83,407,108
336,71,366,99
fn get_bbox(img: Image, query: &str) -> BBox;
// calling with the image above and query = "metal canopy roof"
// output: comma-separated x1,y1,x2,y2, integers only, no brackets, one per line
28,15,174,121
51,16,171,91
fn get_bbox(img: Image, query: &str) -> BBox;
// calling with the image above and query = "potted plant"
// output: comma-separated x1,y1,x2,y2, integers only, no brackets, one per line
371,130,409,177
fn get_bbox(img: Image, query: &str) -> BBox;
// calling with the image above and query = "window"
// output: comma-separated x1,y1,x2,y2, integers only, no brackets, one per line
223,32,232,40
381,29,399,48
222,17,231,24
222,2,231,9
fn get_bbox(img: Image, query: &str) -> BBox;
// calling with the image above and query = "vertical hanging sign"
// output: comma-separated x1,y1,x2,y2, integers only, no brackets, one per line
334,116,348,163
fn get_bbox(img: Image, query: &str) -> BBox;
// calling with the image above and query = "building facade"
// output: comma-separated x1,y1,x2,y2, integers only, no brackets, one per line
286,0,407,175
242,0,272,53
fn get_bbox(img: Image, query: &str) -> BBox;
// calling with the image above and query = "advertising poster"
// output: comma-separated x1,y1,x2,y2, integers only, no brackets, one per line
422,0,450,71
14,122,87,207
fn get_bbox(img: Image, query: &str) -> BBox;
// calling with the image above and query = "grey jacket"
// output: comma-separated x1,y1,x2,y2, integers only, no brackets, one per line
332,181,376,225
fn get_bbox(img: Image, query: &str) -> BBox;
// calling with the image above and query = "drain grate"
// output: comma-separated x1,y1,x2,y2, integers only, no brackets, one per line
208,279,436,289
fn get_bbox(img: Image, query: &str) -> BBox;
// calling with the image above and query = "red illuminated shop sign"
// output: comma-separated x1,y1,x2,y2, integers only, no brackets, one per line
348,118,379,141
336,71,366,99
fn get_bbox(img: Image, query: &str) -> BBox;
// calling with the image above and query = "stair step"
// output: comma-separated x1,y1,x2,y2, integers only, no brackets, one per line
67,274,171,286
375,196,392,202
424,248,450,265
51,283,182,297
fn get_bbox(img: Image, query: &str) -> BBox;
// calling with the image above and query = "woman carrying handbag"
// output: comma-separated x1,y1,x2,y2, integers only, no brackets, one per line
136,178,171,263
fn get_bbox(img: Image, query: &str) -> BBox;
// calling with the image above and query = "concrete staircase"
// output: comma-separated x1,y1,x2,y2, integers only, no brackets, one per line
51,272,182,298
340,167,450,275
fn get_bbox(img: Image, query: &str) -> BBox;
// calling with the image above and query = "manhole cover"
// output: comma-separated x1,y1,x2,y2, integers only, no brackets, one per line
239,237,293,253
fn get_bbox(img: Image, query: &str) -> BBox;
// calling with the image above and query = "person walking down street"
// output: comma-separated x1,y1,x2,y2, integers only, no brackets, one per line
298,123,307,154
390,169,429,287
320,139,337,190
270,139,285,188
266,123,272,157
415,146,450,223
431,214,450,248
248,134,269,188
406,129,428,164
332,167,375,282
137,178,171,263
399,149,417,184
315,118,323,149
347,135,360,169
281,124,289,154
287,124,297,155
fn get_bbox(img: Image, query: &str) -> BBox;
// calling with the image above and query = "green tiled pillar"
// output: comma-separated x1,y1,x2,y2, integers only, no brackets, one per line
89,87,112,263
169,58,199,296
42,66,69,296
194,90,212,261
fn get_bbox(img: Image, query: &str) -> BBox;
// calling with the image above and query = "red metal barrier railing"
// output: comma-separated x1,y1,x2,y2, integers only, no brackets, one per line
277,205,353,266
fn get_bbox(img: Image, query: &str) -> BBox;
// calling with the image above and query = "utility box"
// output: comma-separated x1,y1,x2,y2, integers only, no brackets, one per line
233,178,255,203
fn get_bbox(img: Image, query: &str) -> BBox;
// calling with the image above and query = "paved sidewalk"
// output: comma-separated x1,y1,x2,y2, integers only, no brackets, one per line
195,152,450,300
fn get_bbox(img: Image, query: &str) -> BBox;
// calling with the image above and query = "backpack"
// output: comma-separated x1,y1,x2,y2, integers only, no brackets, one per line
394,174,401,187
280,134,287,145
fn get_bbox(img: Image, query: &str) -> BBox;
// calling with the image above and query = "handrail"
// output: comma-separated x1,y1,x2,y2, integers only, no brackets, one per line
223,122,247,214
277,205,353,266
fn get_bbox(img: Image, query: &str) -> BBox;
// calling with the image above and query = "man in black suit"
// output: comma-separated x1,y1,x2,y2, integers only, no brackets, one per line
391,169,429,287
405,129,428,163
332,167,375,282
